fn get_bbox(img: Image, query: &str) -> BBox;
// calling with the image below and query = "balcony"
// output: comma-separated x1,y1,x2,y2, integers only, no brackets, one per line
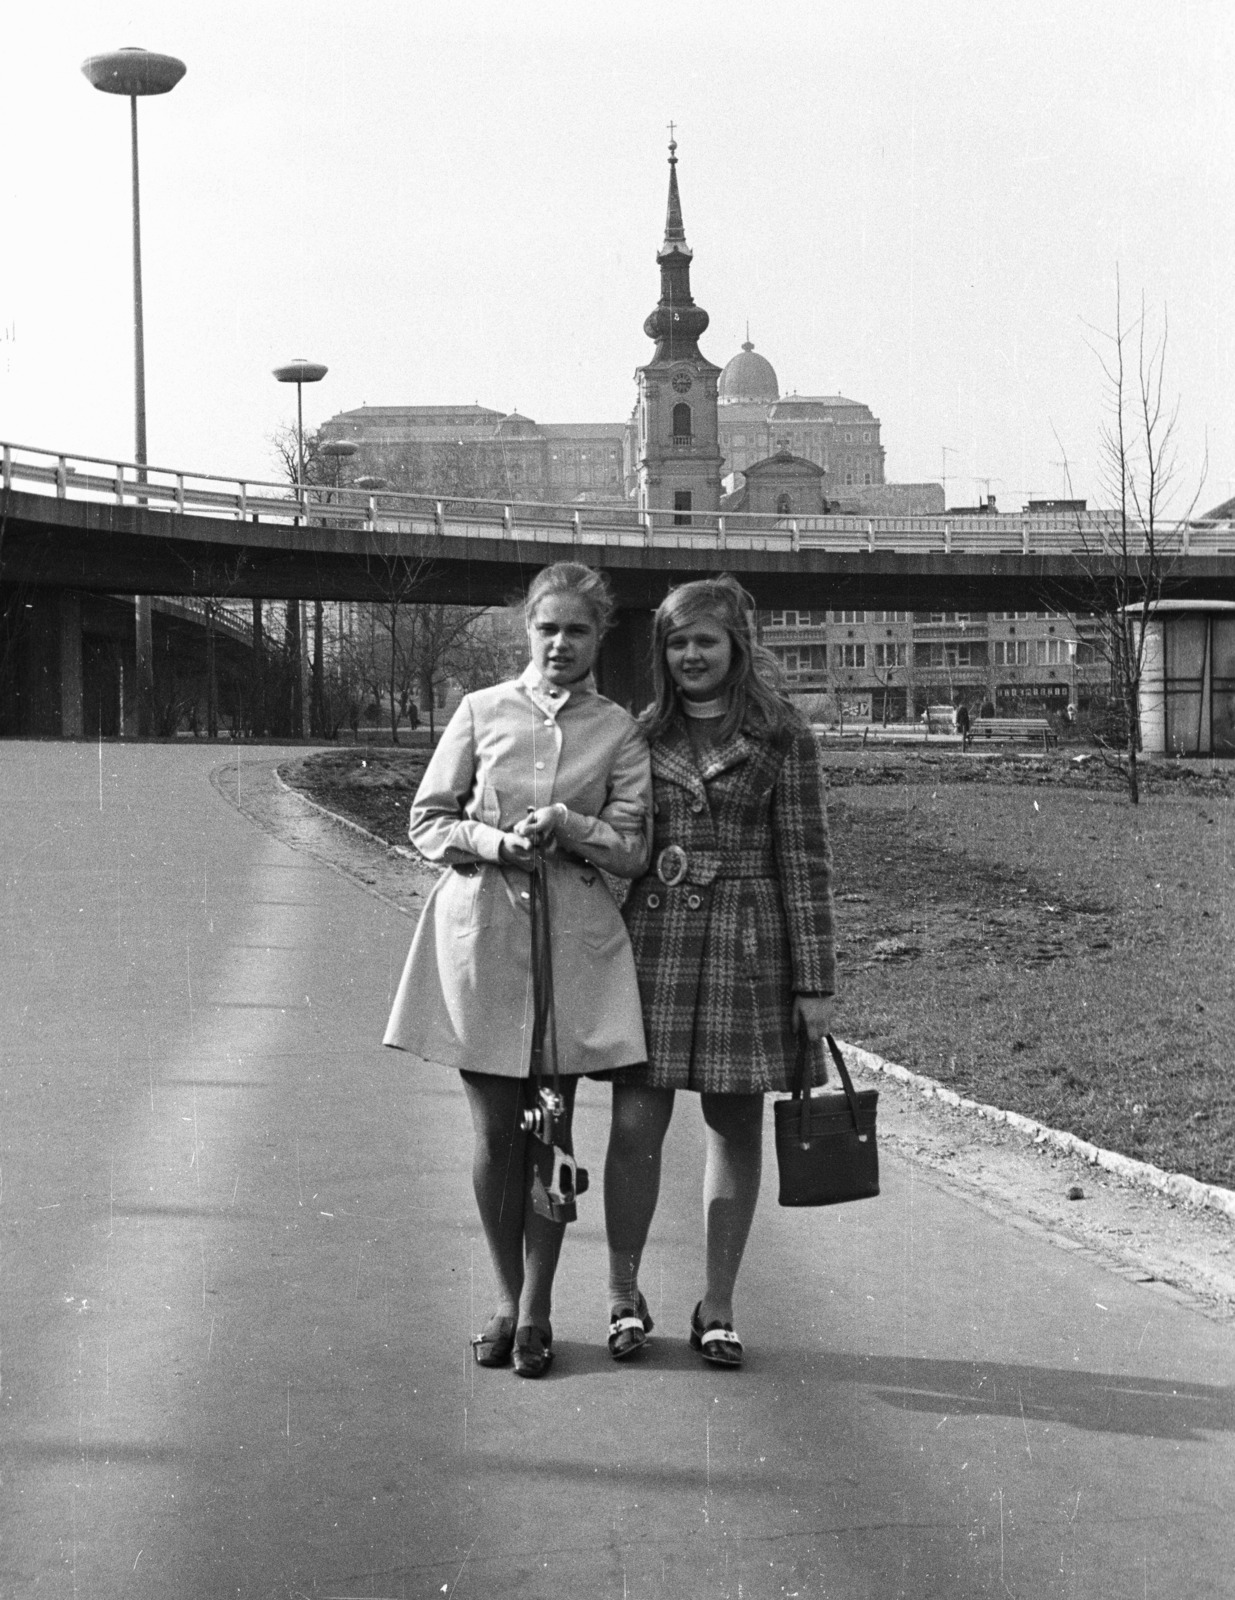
912,621,989,639
671,435,694,448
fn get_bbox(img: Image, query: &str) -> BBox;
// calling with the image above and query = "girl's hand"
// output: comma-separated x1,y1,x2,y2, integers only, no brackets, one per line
498,832,535,870
792,996,834,1042
513,804,567,843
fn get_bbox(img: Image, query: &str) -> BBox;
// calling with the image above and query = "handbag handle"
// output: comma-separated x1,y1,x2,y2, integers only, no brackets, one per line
793,1028,864,1139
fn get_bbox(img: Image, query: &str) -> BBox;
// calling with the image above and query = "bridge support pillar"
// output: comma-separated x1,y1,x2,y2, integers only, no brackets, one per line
597,607,654,715
59,590,84,739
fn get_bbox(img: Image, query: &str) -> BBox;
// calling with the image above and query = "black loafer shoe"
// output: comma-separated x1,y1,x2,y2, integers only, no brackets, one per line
513,1324,554,1378
608,1292,654,1360
689,1302,743,1368
472,1313,516,1368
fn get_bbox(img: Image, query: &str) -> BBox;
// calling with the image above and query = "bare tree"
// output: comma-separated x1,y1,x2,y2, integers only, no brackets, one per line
1056,279,1207,802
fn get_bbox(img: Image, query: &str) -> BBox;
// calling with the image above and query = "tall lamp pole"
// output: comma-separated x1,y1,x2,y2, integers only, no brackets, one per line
81,46,186,738
316,437,357,734
273,360,328,737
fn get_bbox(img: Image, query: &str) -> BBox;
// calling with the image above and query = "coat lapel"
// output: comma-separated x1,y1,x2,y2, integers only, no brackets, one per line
697,730,756,782
651,724,706,803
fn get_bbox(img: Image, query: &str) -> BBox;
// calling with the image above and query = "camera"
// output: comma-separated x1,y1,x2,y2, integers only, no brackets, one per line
521,1086,566,1145
530,1145,590,1223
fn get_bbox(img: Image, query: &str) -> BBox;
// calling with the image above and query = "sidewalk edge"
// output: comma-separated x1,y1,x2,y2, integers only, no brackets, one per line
837,1040,1235,1223
272,765,422,863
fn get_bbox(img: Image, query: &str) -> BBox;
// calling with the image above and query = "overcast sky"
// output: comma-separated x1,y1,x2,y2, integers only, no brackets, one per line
3,1,1232,511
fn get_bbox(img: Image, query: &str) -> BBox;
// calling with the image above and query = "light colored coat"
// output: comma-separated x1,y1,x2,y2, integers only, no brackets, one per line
383,666,652,1077
619,720,836,1094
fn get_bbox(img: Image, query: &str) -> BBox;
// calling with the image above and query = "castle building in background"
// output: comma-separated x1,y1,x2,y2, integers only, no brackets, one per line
319,143,936,520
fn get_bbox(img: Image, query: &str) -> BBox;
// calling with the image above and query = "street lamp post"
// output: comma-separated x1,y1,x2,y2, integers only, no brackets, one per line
273,360,328,737
81,46,186,738
316,437,358,735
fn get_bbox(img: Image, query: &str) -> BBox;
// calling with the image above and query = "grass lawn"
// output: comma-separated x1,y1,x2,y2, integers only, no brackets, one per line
286,745,1235,1190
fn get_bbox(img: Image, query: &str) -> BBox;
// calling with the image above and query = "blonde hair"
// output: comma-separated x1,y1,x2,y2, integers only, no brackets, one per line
523,563,616,637
641,574,804,744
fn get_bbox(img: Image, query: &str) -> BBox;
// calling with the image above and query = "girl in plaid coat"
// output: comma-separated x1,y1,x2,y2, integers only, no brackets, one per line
603,576,836,1368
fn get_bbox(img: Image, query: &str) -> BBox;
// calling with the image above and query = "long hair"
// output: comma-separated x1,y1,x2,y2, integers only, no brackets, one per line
522,562,616,637
641,574,805,745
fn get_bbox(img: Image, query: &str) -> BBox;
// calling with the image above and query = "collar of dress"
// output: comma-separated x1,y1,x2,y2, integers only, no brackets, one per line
520,662,596,720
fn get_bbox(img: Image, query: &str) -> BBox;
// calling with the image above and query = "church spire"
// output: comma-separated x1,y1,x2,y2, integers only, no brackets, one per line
643,132,709,364
661,129,690,256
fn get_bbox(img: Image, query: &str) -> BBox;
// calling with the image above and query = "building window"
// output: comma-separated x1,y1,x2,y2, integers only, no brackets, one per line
927,642,976,668
1036,638,1074,665
874,643,907,669
837,644,866,669
672,402,692,444
929,612,970,623
871,611,907,623
767,609,827,627
673,489,692,526
836,611,865,624
993,641,1030,666
773,645,827,677
776,492,793,515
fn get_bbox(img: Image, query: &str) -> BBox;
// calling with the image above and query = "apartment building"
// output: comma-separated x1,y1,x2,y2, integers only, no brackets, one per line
760,609,1110,721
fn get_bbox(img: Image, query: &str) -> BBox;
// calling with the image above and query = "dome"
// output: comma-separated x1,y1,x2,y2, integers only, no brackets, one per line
718,340,779,404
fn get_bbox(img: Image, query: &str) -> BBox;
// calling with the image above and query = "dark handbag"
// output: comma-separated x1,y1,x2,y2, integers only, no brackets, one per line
775,1032,879,1206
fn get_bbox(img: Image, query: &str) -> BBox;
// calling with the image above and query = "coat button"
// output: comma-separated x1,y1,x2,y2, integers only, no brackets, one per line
535,761,545,770
687,893,702,910
690,800,704,814
647,893,660,909
544,719,554,727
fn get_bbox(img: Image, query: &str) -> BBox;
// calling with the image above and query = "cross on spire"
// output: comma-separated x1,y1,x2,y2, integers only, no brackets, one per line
667,120,677,159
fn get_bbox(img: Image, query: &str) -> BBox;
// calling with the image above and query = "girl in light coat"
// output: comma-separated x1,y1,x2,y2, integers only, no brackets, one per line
384,564,651,1377
603,576,836,1368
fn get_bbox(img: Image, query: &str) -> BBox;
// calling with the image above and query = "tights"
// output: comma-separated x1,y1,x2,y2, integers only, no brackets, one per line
604,1084,763,1326
460,1071,578,1334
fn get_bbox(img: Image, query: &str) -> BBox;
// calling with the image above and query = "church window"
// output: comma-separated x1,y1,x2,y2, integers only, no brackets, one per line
776,493,793,515
673,490,692,526
672,402,692,443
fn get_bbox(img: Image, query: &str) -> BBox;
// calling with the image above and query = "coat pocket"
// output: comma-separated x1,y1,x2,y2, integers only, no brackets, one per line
478,784,502,826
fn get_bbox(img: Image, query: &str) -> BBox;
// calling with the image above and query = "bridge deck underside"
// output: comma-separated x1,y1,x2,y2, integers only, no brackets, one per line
4,491,1235,611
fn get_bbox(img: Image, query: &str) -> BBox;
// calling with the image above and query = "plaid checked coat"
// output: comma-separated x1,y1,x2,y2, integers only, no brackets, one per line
619,720,836,1093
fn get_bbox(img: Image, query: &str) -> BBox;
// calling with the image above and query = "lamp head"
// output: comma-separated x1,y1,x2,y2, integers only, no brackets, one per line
273,360,328,385
82,48,186,97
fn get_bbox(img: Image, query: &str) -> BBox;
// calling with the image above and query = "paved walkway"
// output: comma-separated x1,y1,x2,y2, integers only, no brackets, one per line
1,743,1231,1599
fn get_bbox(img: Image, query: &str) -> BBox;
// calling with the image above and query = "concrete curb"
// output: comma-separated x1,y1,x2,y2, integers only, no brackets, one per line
272,764,423,866
838,1039,1235,1222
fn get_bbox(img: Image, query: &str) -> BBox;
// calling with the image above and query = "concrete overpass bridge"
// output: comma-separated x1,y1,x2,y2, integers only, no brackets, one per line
5,439,1235,731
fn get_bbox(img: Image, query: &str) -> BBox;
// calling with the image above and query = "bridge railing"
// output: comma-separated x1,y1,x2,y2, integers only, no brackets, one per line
4,438,1232,556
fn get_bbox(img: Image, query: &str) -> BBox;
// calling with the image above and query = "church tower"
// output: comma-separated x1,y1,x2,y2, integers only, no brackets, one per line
634,137,722,524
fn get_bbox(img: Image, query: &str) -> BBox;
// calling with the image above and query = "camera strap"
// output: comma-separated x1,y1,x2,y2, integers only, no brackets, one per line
527,841,560,1097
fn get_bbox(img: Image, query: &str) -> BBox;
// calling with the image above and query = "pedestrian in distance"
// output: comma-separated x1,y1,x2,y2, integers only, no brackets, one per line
383,563,652,1377
602,575,836,1369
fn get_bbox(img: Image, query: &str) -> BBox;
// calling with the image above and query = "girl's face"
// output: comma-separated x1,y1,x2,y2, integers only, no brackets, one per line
527,592,600,686
665,613,734,701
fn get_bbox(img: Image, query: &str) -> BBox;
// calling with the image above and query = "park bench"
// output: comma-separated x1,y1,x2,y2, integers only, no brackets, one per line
964,716,1056,752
